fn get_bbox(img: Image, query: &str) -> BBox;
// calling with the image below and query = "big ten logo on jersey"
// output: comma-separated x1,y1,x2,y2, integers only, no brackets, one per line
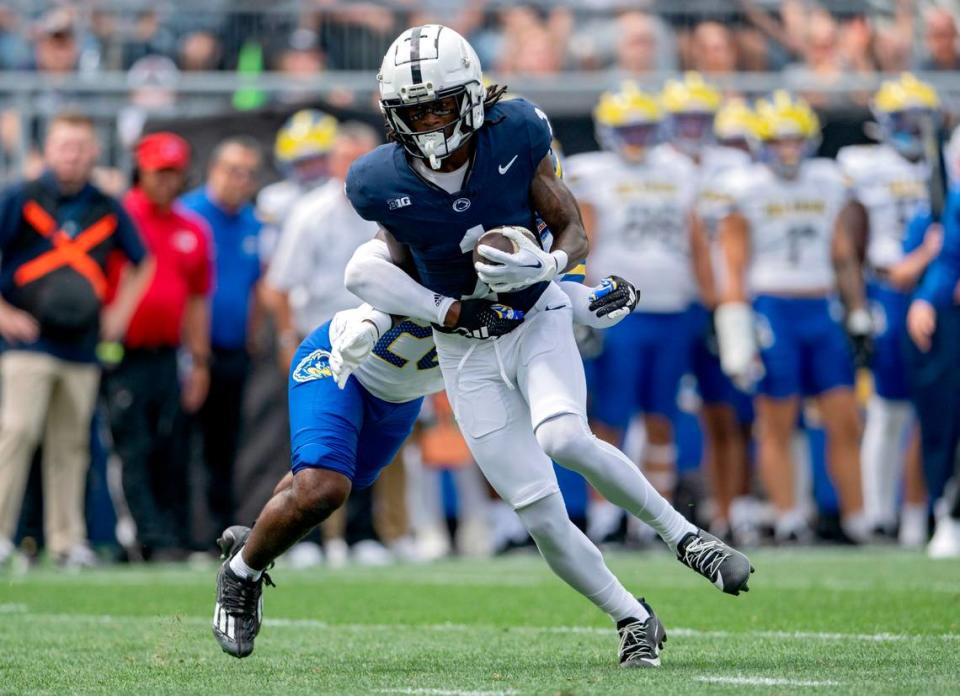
372,320,438,371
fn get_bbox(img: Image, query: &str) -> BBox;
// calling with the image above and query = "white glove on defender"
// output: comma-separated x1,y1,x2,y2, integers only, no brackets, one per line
329,306,392,389
714,302,764,390
475,228,567,293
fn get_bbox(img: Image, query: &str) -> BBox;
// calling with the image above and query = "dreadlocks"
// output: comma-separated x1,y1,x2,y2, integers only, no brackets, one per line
383,84,509,145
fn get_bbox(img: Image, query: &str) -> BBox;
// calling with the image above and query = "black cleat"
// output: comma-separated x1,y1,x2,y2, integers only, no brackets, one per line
212,525,274,658
617,598,667,668
677,529,754,596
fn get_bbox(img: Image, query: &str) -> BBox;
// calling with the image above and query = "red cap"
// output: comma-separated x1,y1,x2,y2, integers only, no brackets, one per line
136,132,190,171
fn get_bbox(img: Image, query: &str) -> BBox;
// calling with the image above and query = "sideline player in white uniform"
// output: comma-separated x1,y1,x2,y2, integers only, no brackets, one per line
837,74,939,544
565,83,698,503
343,25,750,667
715,92,871,543
663,75,757,541
256,109,339,261
264,122,382,370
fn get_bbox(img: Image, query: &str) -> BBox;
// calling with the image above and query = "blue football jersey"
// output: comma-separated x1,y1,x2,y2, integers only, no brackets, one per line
346,97,555,312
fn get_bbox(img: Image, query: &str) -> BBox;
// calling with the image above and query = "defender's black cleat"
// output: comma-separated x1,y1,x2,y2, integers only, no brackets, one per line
212,525,274,658
677,529,754,595
617,598,667,668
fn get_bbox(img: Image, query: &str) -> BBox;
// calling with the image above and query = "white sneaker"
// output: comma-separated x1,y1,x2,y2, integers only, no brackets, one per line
729,496,761,547
898,504,928,549
0,537,13,565
388,536,426,564
58,544,99,569
927,515,960,559
284,541,324,569
456,517,493,558
416,522,452,561
325,538,349,569
351,539,393,567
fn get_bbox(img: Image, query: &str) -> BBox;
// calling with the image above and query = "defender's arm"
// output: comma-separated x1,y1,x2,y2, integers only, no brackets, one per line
345,232,459,328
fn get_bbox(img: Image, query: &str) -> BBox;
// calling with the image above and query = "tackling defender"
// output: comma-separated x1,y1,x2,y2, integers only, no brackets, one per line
344,25,752,666
715,92,870,543
211,262,639,656
837,74,939,544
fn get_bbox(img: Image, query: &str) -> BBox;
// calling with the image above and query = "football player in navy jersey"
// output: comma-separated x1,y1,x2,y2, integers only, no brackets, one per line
342,24,753,667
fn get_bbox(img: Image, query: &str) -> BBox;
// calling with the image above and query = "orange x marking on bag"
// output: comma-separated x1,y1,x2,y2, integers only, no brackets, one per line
14,200,117,299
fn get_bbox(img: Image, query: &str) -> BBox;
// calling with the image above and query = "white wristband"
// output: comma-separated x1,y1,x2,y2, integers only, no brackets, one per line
434,295,456,327
846,307,872,335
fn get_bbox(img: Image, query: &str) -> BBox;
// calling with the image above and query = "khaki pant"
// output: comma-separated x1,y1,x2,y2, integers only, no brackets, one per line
0,351,99,556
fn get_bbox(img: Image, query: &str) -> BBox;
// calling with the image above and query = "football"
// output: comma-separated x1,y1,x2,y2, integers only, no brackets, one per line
472,226,539,266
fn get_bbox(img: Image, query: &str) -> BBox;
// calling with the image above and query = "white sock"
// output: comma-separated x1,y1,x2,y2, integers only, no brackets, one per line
536,414,696,551
861,397,911,529
841,511,872,544
517,493,647,623
899,503,928,547
229,549,263,581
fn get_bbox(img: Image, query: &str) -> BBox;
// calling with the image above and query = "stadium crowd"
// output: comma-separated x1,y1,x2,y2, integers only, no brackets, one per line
2,1,960,572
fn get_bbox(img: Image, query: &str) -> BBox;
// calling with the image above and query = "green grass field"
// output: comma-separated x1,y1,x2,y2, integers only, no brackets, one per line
1,548,958,695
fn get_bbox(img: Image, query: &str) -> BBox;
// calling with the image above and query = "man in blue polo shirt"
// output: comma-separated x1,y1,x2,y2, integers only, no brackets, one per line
181,136,263,540
904,177,960,558
0,112,151,567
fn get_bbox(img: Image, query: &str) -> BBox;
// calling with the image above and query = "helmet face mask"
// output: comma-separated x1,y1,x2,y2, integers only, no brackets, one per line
379,25,486,169
877,108,933,162
762,136,816,179
383,88,475,167
598,122,662,163
668,112,715,158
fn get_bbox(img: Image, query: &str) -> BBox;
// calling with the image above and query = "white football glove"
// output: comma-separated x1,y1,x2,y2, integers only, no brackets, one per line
475,228,563,293
328,307,390,389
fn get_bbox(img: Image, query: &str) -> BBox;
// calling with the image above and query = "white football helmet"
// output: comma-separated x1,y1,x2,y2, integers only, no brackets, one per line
378,24,486,169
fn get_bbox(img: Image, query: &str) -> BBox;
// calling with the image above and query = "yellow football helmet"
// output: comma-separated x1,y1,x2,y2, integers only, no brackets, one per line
872,73,939,115
753,92,819,178
274,109,339,167
871,73,939,161
593,82,663,161
754,91,820,142
712,98,760,156
661,72,722,115
661,72,723,157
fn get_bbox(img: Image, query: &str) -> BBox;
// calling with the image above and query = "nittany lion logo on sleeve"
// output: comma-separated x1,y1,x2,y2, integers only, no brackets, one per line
292,349,334,383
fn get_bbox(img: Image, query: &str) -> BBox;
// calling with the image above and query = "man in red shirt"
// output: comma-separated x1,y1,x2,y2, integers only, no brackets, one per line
105,132,213,560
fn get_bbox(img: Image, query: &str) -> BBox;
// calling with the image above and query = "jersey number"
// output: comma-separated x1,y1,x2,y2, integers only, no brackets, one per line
787,225,817,265
372,320,438,371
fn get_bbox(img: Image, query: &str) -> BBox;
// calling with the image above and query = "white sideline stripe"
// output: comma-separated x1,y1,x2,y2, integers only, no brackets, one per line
696,676,840,687
11,570,960,593
375,689,518,695
15,612,960,643
0,603,28,613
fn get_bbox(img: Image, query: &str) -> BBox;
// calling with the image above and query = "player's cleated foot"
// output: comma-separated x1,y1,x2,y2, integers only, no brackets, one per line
617,598,667,668
212,525,274,658
677,529,754,595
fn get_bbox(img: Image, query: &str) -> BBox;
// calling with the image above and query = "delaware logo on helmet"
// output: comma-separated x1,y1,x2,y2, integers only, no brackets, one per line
452,197,471,212
292,349,334,383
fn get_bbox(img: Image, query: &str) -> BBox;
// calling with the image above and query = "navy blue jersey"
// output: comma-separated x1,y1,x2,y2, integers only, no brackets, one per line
346,97,554,312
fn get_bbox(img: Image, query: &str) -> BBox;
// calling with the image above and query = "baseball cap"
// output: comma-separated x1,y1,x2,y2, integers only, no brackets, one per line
135,132,190,171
